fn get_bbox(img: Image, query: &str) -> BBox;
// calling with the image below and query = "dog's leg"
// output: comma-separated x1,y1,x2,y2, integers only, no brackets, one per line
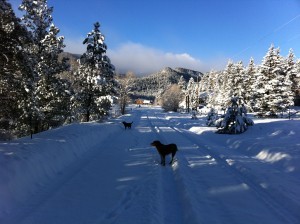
169,152,176,164
160,155,165,166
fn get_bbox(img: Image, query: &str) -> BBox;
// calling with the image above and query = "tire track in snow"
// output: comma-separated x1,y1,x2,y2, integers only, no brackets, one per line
170,124,299,224
148,110,299,223
148,111,235,223
96,109,162,224
146,111,201,224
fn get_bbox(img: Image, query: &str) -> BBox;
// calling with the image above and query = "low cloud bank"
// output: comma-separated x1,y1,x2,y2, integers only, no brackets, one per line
65,40,226,75
107,42,205,75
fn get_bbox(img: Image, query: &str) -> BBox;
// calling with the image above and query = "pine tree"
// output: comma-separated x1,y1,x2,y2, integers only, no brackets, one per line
0,0,32,138
205,70,218,107
198,72,210,106
185,77,198,111
19,0,70,133
232,61,245,101
295,59,300,101
285,49,298,99
255,45,293,116
216,97,254,134
177,75,186,90
219,61,246,109
219,60,235,109
35,23,71,129
73,22,115,122
206,108,218,126
244,58,257,111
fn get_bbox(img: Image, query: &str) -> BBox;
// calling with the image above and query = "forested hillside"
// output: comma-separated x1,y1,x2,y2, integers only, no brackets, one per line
130,67,203,100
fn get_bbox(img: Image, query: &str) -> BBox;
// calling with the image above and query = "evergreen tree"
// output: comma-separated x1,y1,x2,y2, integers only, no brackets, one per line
255,45,293,116
0,0,32,138
19,0,70,133
185,77,198,110
190,79,200,109
198,72,209,93
219,61,247,110
198,72,210,106
295,59,300,101
177,75,186,90
73,22,115,122
216,97,254,134
244,58,257,111
35,23,71,129
232,61,245,101
285,49,298,100
206,108,218,127
219,60,235,109
205,70,219,107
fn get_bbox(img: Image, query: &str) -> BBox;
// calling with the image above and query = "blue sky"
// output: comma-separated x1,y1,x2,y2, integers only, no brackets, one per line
11,0,300,75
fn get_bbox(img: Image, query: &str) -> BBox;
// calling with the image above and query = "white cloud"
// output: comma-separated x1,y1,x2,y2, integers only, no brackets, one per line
107,42,207,75
64,40,227,75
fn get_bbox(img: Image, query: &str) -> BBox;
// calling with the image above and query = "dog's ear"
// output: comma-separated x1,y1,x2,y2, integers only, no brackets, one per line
151,140,158,145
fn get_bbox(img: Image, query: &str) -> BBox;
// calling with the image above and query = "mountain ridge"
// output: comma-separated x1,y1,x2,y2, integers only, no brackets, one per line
130,66,203,100
61,52,204,99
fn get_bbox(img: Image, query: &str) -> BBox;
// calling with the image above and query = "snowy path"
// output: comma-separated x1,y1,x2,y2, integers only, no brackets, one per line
145,109,298,224
2,106,300,224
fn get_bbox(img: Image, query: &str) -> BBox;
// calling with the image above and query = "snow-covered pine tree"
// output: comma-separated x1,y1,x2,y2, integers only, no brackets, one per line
232,61,246,101
217,61,247,113
216,97,254,134
197,72,209,106
0,0,32,138
177,75,186,90
35,24,71,129
198,72,208,93
254,45,293,117
191,79,200,109
296,59,300,101
205,70,218,107
244,58,257,112
206,108,218,126
19,0,70,133
73,22,115,122
185,77,199,110
271,48,294,113
219,60,236,109
284,49,298,100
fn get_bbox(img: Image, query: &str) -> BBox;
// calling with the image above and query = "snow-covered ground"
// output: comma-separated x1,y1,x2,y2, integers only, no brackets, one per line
0,106,299,224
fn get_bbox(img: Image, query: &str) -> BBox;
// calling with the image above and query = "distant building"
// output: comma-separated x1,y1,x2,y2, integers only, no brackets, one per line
135,99,152,105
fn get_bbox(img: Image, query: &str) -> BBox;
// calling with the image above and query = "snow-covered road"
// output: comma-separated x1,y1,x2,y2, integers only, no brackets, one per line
2,106,300,224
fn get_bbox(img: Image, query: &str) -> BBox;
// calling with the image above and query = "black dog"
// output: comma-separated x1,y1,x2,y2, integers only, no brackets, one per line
151,140,178,166
122,121,133,130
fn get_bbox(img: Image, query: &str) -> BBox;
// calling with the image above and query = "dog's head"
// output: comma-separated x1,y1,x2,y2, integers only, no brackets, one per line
151,140,161,146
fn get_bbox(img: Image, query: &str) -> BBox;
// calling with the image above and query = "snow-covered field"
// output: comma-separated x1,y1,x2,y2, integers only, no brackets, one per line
0,106,299,224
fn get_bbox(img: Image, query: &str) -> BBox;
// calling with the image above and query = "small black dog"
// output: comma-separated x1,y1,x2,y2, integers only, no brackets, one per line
151,140,178,166
122,121,133,130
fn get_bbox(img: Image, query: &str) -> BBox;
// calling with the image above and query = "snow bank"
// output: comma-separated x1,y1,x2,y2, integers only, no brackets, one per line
0,122,118,217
